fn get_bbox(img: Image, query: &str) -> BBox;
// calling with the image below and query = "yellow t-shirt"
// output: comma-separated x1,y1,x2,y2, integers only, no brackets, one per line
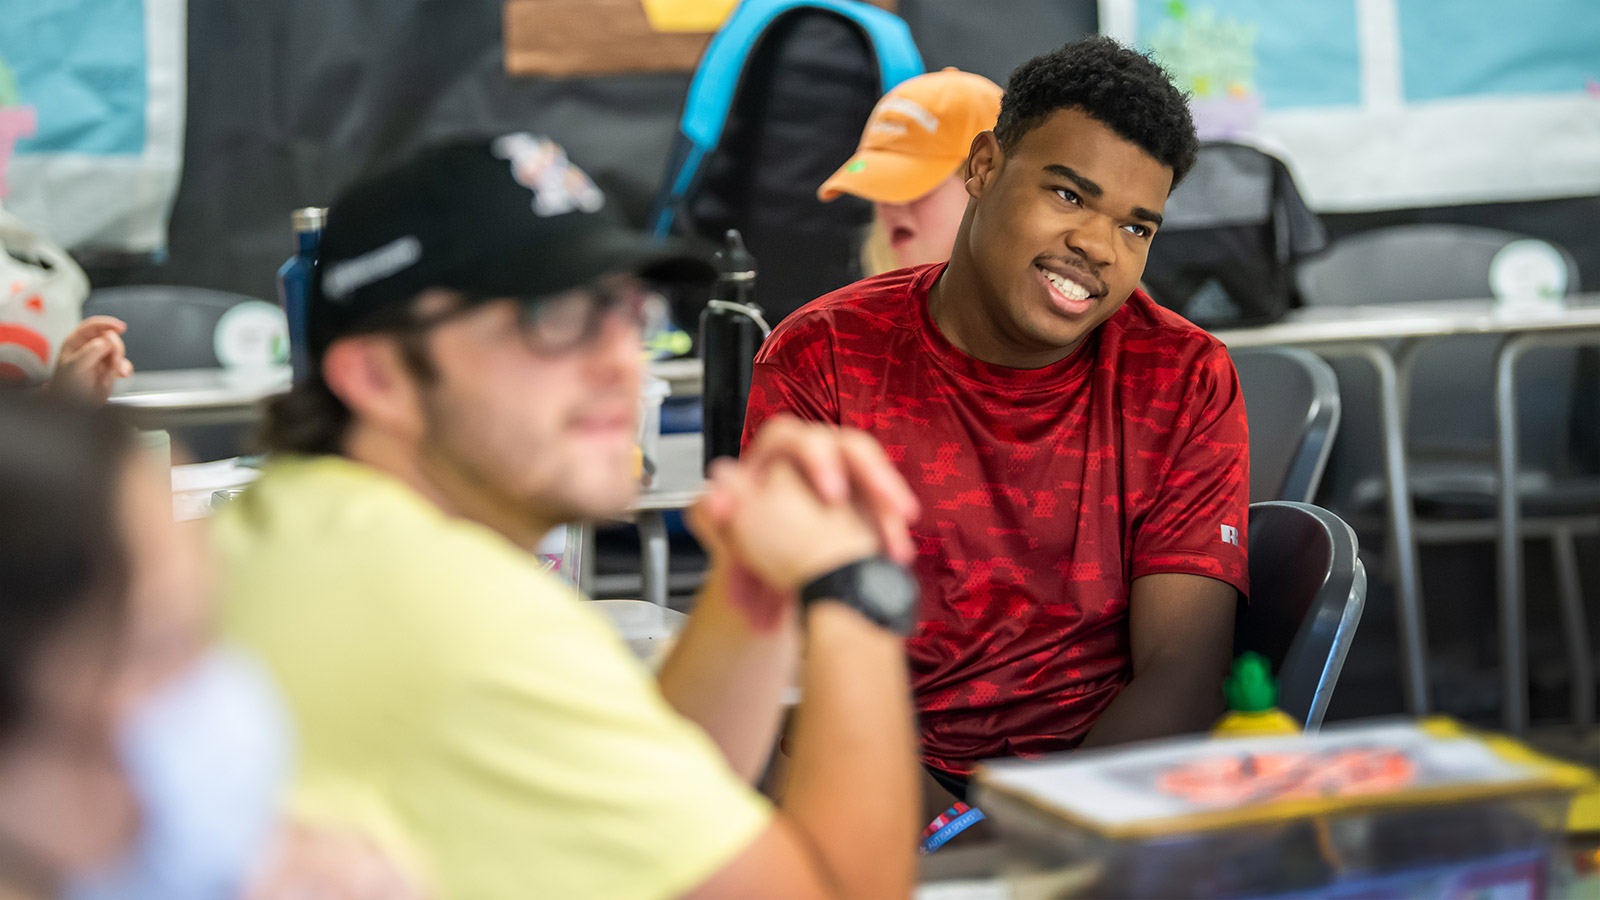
214,456,771,900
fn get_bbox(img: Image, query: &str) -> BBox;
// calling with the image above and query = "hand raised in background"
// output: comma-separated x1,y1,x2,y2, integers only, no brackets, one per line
51,316,134,403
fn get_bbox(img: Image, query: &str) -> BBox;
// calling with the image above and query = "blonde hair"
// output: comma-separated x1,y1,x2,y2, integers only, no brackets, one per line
860,213,900,277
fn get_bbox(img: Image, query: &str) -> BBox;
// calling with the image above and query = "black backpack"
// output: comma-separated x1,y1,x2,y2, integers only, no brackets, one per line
1141,142,1328,329
649,0,923,323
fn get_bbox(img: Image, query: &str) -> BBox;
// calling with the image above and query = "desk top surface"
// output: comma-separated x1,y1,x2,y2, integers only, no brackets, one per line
109,366,292,410
632,432,704,512
1212,294,1600,348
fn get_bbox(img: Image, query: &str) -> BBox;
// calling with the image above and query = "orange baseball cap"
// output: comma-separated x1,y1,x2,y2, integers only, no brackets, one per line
819,68,1003,205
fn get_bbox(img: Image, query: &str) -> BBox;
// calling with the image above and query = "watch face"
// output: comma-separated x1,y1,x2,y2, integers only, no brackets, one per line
862,558,918,624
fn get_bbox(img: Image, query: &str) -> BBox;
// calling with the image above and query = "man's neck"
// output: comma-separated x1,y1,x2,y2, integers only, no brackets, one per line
928,252,1086,370
342,429,558,553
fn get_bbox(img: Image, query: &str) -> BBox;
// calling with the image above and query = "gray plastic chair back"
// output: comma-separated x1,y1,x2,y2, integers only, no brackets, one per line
1296,226,1585,511
1232,347,1341,503
83,285,268,372
1296,224,1579,307
1236,501,1366,731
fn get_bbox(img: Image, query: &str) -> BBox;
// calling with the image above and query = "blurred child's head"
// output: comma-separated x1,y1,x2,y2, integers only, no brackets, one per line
819,68,1003,275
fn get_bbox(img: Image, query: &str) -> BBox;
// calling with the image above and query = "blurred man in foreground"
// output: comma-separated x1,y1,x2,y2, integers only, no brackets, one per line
217,135,925,899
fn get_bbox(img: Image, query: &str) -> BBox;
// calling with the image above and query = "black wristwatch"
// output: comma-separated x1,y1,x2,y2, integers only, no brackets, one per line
798,555,920,636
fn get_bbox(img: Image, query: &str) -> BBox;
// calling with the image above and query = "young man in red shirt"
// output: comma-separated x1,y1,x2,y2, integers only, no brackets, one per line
744,37,1249,810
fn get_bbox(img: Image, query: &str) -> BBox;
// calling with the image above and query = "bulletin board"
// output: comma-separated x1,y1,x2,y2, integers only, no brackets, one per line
0,0,187,252
505,0,897,77
1100,0,1600,211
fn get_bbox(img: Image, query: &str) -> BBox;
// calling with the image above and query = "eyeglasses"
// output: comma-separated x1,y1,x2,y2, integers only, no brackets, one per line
514,278,669,355
401,278,669,356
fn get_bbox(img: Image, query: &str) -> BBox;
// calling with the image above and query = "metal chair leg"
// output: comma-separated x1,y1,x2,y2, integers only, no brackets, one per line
1495,336,1529,734
1552,527,1594,728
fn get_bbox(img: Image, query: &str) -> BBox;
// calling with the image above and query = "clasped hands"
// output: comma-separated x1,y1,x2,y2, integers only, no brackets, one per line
686,416,919,630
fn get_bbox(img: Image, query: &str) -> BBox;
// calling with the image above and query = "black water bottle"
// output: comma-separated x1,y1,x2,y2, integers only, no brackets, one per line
700,230,770,470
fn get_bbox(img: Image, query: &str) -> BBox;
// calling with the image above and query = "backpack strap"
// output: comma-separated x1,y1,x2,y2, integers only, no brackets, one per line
651,0,924,237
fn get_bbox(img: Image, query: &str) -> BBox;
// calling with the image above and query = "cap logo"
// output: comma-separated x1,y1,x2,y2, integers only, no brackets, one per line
322,236,422,302
872,97,939,135
492,133,605,218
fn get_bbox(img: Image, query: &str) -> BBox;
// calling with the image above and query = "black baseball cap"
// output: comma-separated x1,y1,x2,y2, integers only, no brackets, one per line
306,133,714,363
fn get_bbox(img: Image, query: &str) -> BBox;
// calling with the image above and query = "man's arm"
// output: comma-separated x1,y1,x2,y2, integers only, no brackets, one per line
681,460,920,899
1080,346,1249,750
1077,572,1237,749
658,418,919,780
655,564,799,781
686,603,918,899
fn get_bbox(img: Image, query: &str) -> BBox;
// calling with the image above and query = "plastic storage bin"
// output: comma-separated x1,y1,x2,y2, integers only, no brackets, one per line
973,719,1593,899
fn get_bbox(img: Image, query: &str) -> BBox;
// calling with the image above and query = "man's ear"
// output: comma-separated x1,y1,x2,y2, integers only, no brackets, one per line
321,335,424,441
965,131,1002,199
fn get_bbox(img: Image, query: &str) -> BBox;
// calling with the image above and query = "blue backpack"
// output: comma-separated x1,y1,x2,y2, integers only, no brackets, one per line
651,0,923,322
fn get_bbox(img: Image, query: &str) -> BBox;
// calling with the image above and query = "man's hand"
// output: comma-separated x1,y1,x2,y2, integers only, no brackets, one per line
724,415,919,564
688,417,917,631
667,437,906,778
51,316,133,403
693,458,882,595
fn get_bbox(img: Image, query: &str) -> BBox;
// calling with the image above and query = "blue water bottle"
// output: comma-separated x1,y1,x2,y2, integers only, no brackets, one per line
276,207,325,382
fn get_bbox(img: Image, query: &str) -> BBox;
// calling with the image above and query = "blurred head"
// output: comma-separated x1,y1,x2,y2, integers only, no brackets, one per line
867,172,973,272
0,395,208,886
261,135,713,547
0,396,288,898
819,69,1003,274
946,37,1198,366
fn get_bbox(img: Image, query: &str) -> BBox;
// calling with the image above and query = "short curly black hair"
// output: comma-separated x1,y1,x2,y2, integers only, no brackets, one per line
994,36,1199,189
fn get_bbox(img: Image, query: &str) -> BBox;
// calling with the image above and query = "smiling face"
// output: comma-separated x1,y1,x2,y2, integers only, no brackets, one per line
940,107,1174,368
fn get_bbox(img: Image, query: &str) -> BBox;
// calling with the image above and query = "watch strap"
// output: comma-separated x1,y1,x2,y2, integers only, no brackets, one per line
798,555,917,635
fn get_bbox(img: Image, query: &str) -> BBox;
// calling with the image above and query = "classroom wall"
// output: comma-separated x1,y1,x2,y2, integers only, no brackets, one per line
72,0,1600,300
82,0,1097,299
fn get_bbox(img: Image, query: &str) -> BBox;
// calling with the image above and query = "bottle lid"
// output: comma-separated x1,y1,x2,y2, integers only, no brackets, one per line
1224,651,1278,713
291,207,327,233
713,229,756,281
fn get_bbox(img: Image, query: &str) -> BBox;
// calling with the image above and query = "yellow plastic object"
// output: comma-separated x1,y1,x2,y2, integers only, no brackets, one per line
640,0,739,32
1214,707,1301,737
1570,792,1600,833
1421,717,1600,834
1431,719,1600,835
633,445,644,480
1214,652,1301,737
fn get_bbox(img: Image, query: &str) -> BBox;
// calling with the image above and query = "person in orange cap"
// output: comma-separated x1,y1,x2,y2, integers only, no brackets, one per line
820,68,1003,275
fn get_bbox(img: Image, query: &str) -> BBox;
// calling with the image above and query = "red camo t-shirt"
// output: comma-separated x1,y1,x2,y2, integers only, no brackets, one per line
742,263,1250,773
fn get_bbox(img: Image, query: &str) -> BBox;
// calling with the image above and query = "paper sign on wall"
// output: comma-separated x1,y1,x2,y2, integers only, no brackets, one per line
0,0,187,253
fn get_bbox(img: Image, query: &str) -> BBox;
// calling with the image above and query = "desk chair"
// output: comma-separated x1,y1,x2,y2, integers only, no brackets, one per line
1232,347,1341,504
920,503,1364,851
84,285,274,460
1236,501,1366,731
1298,225,1597,731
